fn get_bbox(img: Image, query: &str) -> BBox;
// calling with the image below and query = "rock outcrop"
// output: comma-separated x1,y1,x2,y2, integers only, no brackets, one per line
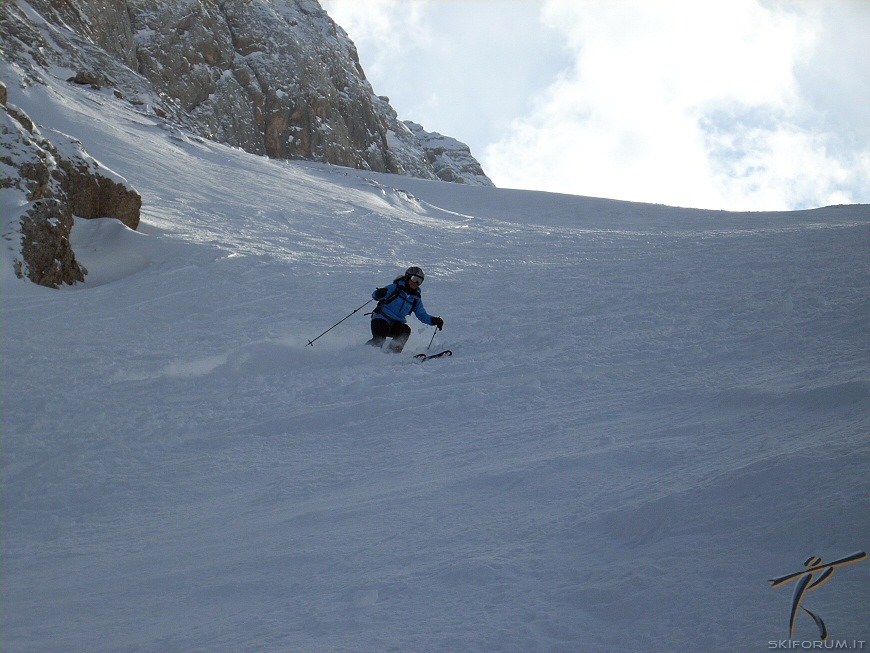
1,95,141,287
405,122,495,187
15,199,84,288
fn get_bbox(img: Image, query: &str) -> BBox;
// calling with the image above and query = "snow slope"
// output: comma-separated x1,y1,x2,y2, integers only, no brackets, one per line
3,73,870,652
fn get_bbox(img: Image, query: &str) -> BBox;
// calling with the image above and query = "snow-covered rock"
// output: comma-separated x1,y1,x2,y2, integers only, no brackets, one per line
1,97,140,287
405,121,495,186
374,95,439,181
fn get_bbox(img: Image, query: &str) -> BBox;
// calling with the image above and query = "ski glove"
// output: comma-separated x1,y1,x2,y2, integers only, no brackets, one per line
432,317,444,330
374,287,388,299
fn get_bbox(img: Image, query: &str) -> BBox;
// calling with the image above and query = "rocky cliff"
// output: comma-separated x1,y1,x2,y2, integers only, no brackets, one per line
0,0,490,183
405,122,494,187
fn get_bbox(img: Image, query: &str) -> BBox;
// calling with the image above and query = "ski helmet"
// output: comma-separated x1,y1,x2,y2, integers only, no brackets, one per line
404,266,425,284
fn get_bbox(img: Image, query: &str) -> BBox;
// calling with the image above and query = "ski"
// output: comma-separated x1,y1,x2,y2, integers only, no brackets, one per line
413,349,452,362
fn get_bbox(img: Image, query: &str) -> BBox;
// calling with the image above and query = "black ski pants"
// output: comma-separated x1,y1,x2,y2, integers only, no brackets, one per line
368,318,411,352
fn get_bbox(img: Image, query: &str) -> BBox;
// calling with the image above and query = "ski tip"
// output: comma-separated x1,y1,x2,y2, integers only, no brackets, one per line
414,349,452,362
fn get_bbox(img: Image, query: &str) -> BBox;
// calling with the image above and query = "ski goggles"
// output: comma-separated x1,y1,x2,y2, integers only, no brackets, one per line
408,274,424,284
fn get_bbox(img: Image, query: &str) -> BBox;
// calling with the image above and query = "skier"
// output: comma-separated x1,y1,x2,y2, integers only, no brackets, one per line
367,266,444,352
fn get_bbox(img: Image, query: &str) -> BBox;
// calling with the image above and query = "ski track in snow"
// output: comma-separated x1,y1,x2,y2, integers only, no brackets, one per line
3,73,870,652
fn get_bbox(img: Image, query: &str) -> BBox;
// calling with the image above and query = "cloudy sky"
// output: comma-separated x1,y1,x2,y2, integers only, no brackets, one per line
320,0,870,211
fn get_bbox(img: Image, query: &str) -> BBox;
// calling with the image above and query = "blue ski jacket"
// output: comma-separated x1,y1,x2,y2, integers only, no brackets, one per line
371,279,437,326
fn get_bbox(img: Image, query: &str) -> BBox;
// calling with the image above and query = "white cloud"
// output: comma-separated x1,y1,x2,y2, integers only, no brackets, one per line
321,0,572,158
707,122,858,209
484,0,870,210
320,0,435,79
323,0,869,210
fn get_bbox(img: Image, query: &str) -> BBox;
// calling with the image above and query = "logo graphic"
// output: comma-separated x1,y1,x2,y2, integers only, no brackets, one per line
769,551,867,641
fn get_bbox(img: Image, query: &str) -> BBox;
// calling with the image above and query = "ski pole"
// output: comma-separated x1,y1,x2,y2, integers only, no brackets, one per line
427,327,438,351
306,298,375,347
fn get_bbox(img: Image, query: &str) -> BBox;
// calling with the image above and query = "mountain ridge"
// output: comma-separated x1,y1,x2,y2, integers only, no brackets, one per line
2,0,492,184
